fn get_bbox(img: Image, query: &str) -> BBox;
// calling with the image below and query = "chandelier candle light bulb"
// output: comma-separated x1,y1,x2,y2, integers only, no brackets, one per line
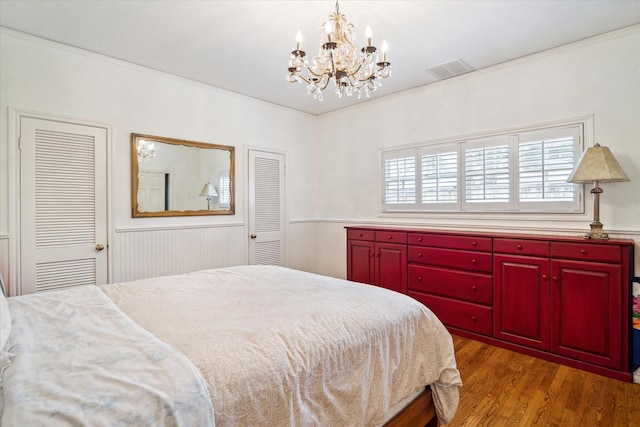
286,0,392,101
325,21,333,43
296,30,302,50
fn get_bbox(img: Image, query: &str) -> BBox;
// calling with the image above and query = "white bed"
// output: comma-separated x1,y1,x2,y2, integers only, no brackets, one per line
1,265,461,426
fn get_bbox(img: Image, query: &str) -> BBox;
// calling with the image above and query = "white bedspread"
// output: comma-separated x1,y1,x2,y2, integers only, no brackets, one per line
0,285,214,427
101,265,461,426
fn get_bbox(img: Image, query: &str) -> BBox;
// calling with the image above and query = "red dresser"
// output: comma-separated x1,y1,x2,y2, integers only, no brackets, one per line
346,226,635,382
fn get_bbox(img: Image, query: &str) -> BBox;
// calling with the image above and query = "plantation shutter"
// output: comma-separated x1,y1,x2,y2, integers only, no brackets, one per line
517,125,582,211
462,137,510,210
218,173,231,209
420,147,459,209
382,149,417,211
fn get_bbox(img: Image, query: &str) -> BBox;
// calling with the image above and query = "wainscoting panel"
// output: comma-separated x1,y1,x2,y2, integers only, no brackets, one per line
0,235,10,294
113,225,246,283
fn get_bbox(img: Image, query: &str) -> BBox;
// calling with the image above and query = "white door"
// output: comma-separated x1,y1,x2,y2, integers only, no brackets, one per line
248,149,285,265
20,116,108,294
138,171,167,212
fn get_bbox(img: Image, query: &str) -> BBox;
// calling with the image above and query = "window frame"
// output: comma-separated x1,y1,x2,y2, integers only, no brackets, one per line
380,118,587,214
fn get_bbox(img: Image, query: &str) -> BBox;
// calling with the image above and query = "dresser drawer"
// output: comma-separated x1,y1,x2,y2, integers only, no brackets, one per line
347,229,375,241
410,292,493,335
375,230,407,244
408,233,492,251
550,242,620,263
494,238,549,257
408,246,492,273
408,265,492,305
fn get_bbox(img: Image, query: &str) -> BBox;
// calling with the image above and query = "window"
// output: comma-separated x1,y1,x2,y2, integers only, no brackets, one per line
383,150,416,207
421,149,458,203
381,122,584,213
462,137,511,210
218,172,231,209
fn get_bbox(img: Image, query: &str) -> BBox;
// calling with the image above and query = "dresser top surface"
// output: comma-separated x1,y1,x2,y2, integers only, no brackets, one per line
345,226,634,246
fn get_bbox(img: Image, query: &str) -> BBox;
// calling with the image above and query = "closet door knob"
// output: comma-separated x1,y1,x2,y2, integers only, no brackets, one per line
95,244,104,251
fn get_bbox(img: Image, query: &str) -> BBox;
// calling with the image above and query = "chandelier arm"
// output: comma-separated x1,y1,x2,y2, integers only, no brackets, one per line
317,76,331,91
305,59,333,78
296,74,313,85
295,67,331,91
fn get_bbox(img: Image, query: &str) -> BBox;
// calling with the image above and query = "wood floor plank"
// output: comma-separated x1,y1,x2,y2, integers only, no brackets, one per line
448,335,640,427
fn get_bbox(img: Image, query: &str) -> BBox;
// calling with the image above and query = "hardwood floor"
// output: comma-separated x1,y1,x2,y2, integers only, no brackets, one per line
448,335,640,427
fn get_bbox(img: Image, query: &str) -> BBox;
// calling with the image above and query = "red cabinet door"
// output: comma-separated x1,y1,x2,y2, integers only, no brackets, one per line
347,240,375,285
494,254,550,350
375,242,407,294
551,259,622,369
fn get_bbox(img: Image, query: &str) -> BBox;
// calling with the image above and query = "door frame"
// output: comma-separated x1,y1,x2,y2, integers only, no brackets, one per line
7,107,113,295
244,146,287,266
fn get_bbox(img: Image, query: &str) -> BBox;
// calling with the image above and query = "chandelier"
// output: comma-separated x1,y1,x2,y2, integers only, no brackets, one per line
136,139,156,161
286,0,391,101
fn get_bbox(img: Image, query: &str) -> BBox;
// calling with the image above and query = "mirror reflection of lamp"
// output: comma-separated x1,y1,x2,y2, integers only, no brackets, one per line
199,182,218,210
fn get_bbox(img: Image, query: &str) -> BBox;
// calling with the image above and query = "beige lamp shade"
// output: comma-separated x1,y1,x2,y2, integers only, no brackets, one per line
199,183,218,197
567,143,629,183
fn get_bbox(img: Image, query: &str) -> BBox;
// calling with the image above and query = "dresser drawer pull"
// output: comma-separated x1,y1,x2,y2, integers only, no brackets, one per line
471,285,477,291
472,241,478,247
552,276,558,282
517,244,523,250
387,235,393,240
471,316,478,322
417,276,423,281
471,259,477,264
418,252,423,258
359,233,364,237
418,237,423,242
580,249,587,254
542,274,548,280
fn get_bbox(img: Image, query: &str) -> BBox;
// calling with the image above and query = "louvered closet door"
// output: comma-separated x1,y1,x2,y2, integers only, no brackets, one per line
248,149,285,265
20,117,108,294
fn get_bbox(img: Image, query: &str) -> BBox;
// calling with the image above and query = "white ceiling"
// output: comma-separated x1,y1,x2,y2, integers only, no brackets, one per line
1,0,639,115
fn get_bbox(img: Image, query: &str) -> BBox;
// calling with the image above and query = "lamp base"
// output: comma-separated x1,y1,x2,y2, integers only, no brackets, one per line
581,221,609,240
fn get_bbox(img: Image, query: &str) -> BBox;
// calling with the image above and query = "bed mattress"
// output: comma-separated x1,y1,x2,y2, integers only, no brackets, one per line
1,265,461,426
101,265,461,426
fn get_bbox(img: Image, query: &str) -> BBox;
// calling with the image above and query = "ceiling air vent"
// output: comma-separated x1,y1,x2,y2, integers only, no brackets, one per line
426,59,474,80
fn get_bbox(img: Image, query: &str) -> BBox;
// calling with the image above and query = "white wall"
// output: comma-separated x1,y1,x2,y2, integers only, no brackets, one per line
0,29,319,292
313,27,640,277
1,26,639,292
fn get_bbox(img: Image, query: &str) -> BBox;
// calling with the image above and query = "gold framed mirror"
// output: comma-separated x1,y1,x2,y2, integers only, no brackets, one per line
131,133,235,217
